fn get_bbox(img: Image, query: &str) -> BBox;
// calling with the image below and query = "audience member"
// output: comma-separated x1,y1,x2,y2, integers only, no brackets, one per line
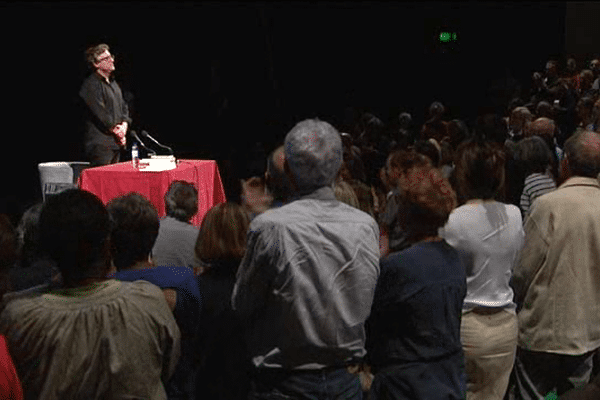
107,192,201,400
512,130,600,398
232,119,380,399
507,107,533,146
421,101,449,142
338,160,375,216
263,145,289,206
367,164,465,400
379,150,432,255
440,141,525,400
527,117,563,180
0,215,23,399
7,203,59,291
515,136,557,219
0,189,180,399
334,180,361,209
194,202,251,400
152,180,200,269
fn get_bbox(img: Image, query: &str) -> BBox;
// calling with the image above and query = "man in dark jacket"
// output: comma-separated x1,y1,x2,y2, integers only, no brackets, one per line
79,43,131,166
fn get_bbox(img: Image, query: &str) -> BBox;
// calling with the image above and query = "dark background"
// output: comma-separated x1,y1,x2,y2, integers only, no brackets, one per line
0,2,584,223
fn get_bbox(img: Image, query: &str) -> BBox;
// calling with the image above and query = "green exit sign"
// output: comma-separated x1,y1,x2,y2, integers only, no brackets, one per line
439,32,458,42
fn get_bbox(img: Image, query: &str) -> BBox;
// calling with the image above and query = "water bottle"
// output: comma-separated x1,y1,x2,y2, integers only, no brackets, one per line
131,143,139,169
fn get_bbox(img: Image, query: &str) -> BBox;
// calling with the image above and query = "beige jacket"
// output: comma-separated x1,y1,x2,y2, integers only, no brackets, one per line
514,177,600,355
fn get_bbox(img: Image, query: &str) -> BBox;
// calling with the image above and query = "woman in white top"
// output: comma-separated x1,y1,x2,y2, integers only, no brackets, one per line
440,141,525,400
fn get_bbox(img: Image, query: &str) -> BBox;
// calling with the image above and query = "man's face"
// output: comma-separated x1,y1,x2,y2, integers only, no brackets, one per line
94,49,115,75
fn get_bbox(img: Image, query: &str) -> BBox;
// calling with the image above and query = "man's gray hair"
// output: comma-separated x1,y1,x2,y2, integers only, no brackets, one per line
284,119,343,192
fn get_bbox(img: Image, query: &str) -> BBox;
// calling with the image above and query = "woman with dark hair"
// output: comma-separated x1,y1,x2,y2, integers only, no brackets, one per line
367,164,467,400
194,202,251,400
107,192,201,400
0,189,180,399
515,136,556,219
440,141,525,400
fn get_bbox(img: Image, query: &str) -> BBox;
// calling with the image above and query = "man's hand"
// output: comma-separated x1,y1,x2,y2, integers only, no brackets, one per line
112,123,127,147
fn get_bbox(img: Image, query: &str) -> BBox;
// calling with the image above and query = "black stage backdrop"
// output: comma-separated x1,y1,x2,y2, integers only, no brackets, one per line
0,2,569,223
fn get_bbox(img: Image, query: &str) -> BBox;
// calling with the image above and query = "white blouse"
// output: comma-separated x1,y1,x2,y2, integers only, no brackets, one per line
440,200,525,311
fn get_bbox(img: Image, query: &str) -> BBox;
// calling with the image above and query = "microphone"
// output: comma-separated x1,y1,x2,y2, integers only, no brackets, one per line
141,131,174,155
130,130,156,156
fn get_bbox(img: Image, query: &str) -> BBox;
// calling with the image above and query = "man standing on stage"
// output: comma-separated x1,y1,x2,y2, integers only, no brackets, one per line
79,44,131,166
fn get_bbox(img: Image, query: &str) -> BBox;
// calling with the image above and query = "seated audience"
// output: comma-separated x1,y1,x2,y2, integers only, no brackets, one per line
194,202,251,400
152,180,200,269
367,163,466,400
440,141,525,400
0,189,180,399
515,136,557,219
107,192,201,400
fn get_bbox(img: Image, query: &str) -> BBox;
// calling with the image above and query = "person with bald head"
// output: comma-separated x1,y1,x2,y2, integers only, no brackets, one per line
528,117,563,180
233,119,380,399
512,130,600,399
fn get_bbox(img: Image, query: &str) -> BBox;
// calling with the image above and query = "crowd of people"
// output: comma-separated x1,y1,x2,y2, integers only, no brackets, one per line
0,55,599,400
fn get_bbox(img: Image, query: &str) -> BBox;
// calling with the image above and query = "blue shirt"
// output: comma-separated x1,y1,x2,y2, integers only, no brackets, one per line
112,266,201,337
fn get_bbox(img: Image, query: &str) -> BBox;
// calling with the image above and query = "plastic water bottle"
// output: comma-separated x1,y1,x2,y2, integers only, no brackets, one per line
131,143,139,169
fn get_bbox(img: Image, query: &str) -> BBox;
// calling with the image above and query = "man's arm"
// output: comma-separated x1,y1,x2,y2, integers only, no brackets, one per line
512,205,549,308
231,224,275,321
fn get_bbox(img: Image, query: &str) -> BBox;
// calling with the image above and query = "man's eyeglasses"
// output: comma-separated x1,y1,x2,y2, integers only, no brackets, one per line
97,54,115,62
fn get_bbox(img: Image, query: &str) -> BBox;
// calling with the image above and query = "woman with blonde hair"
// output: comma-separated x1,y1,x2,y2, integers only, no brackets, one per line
194,202,251,400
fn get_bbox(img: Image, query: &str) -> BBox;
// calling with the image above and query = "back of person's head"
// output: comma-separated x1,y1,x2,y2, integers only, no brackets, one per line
454,140,506,201
195,202,250,269
165,181,198,223
107,193,159,271
396,164,457,242
536,101,554,119
39,189,111,286
428,101,445,119
413,139,441,167
475,113,508,144
580,69,595,88
509,107,532,132
85,43,110,69
447,119,470,149
515,136,553,176
387,149,431,177
398,112,412,130
333,181,360,209
528,117,557,144
265,145,292,203
284,119,343,194
563,130,600,178
16,203,44,268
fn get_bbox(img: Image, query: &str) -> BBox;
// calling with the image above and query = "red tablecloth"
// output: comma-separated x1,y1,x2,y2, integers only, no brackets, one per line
78,160,226,227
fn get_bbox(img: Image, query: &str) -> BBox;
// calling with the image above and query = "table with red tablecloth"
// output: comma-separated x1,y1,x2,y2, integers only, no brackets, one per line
78,160,226,227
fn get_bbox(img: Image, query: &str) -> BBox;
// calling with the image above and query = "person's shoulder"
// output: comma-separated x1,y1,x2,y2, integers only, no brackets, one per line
503,203,524,220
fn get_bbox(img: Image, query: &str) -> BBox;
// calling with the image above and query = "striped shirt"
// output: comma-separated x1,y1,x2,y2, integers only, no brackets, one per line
520,173,556,218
